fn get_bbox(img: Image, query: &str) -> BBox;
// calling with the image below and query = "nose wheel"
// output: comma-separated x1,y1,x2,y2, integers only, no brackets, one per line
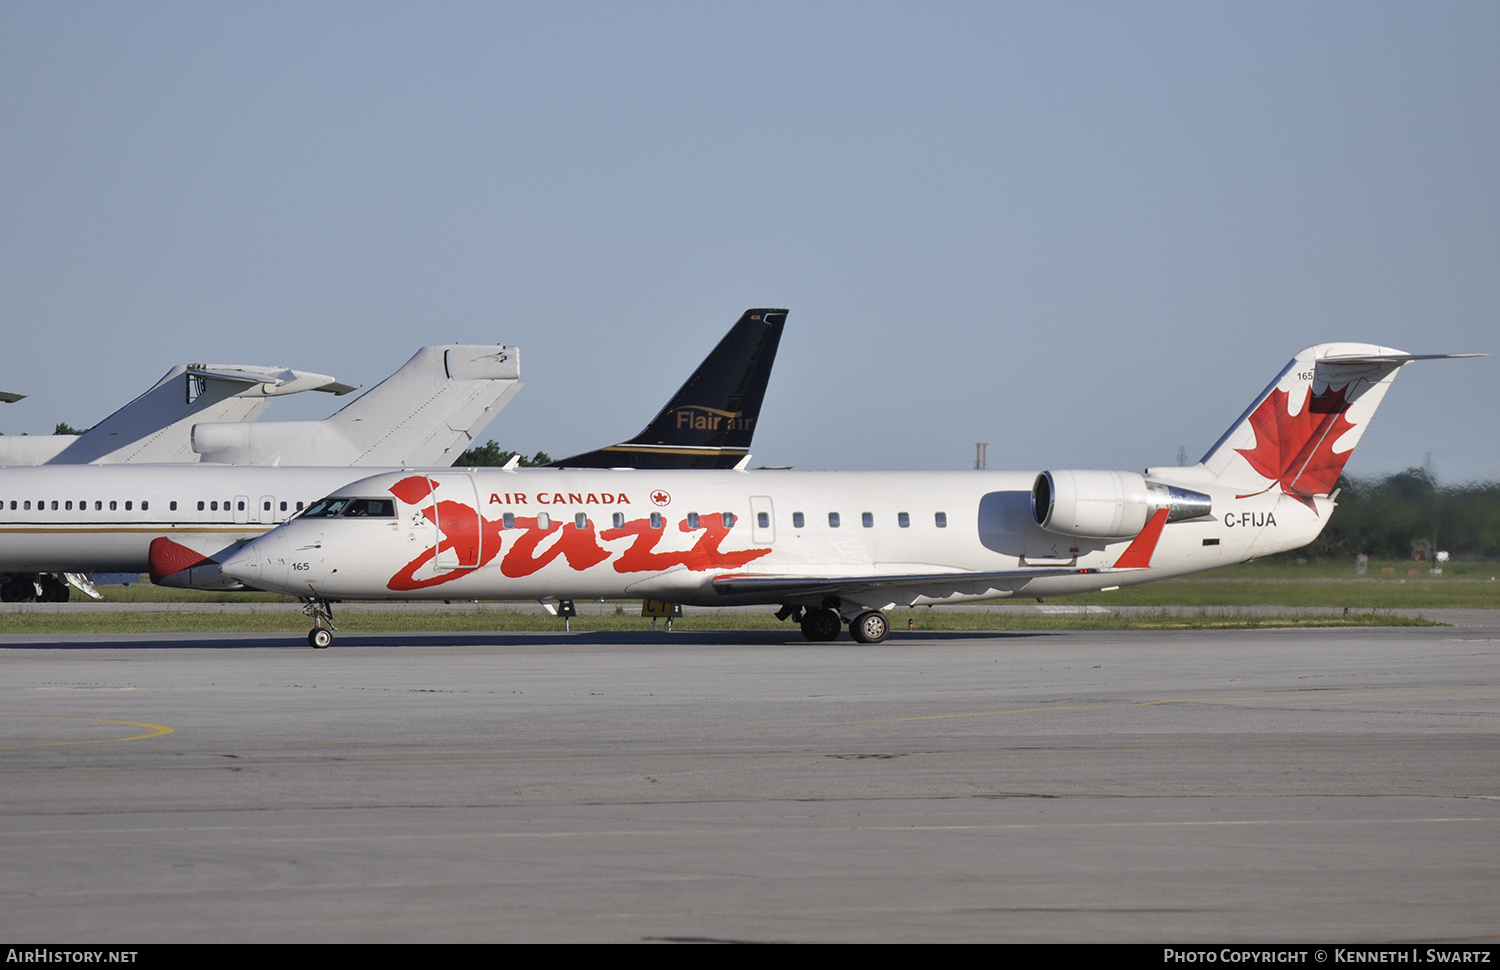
301,598,337,649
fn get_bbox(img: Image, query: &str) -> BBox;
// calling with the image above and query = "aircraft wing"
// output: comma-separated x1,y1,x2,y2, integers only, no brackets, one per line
711,565,1113,602
0,391,24,403
710,510,1169,603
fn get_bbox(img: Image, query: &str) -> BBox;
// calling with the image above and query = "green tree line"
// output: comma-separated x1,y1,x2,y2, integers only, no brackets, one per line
1307,469,1500,561
454,441,552,467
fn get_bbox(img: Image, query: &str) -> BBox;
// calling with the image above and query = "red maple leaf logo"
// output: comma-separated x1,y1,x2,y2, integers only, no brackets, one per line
1234,384,1358,510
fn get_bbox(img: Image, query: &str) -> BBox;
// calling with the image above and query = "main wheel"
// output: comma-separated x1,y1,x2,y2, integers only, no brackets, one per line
0,578,33,603
37,575,70,603
308,628,333,649
799,608,842,642
849,610,889,644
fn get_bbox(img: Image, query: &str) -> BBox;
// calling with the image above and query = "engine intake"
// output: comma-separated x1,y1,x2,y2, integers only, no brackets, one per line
1032,470,1212,538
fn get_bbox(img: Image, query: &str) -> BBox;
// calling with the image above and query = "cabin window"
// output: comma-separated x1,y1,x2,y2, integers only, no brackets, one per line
757,512,769,528
141,501,148,511
536,512,550,530
197,501,205,511
861,512,873,528
280,501,288,512
296,502,304,511
263,501,272,512
170,501,178,511
898,512,910,528
722,512,735,528
612,512,625,529
94,501,102,511
650,512,663,529
828,512,840,528
237,501,245,512
50,500,58,511
574,513,588,529
935,511,947,528
792,512,804,528
109,501,117,511
65,501,73,510
687,512,700,529
503,513,515,529
124,501,132,511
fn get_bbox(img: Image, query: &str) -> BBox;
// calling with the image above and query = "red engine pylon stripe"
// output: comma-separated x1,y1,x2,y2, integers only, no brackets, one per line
1113,508,1170,569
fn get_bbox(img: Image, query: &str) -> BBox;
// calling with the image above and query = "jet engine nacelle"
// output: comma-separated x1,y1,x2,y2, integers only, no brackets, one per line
1032,470,1212,538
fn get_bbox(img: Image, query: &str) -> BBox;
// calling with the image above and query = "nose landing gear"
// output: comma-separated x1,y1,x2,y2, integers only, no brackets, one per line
301,598,336,649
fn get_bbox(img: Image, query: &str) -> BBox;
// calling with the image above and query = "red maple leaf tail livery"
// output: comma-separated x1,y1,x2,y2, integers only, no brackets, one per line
218,341,1480,647
1191,343,1469,500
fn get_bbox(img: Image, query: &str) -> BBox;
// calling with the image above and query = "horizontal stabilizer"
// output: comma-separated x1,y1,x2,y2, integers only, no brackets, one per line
189,365,357,396
0,391,24,403
42,362,354,466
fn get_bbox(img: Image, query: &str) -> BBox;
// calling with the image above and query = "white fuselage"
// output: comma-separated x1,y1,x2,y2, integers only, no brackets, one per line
219,467,1327,610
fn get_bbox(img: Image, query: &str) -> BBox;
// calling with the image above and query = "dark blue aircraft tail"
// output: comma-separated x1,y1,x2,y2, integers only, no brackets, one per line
549,308,788,469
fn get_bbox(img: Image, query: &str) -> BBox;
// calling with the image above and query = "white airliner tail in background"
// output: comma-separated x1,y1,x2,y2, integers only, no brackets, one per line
0,364,354,466
191,345,521,467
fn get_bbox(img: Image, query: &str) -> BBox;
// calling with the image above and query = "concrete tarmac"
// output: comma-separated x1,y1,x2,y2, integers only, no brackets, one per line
1,621,1498,943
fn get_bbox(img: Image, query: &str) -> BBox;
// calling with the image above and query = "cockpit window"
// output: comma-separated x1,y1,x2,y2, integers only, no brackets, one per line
302,497,352,518
344,498,395,518
301,497,396,518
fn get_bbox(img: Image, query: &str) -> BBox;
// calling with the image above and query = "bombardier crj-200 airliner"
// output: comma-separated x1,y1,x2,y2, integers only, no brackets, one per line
221,341,1478,647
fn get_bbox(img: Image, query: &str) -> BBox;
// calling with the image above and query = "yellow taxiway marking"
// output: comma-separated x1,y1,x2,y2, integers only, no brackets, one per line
0,716,173,749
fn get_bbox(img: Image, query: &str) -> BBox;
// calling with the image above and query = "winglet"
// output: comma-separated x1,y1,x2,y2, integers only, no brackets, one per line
1112,508,1170,569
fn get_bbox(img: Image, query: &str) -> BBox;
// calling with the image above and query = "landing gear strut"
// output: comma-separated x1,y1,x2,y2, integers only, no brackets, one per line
301,598,336,649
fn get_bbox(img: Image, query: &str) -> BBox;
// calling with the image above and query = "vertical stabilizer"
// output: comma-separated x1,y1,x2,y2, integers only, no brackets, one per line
549,309,787,469
1149,344,1470,504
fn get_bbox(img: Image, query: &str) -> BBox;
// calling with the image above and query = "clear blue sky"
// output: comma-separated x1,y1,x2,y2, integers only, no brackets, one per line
3,2,1496,481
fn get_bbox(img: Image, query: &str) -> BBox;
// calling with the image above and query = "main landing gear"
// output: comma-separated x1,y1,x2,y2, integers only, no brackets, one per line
783,603,891,644
302,598,336,649
1,574,71,603
848,610,889,644
799,608,842,642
